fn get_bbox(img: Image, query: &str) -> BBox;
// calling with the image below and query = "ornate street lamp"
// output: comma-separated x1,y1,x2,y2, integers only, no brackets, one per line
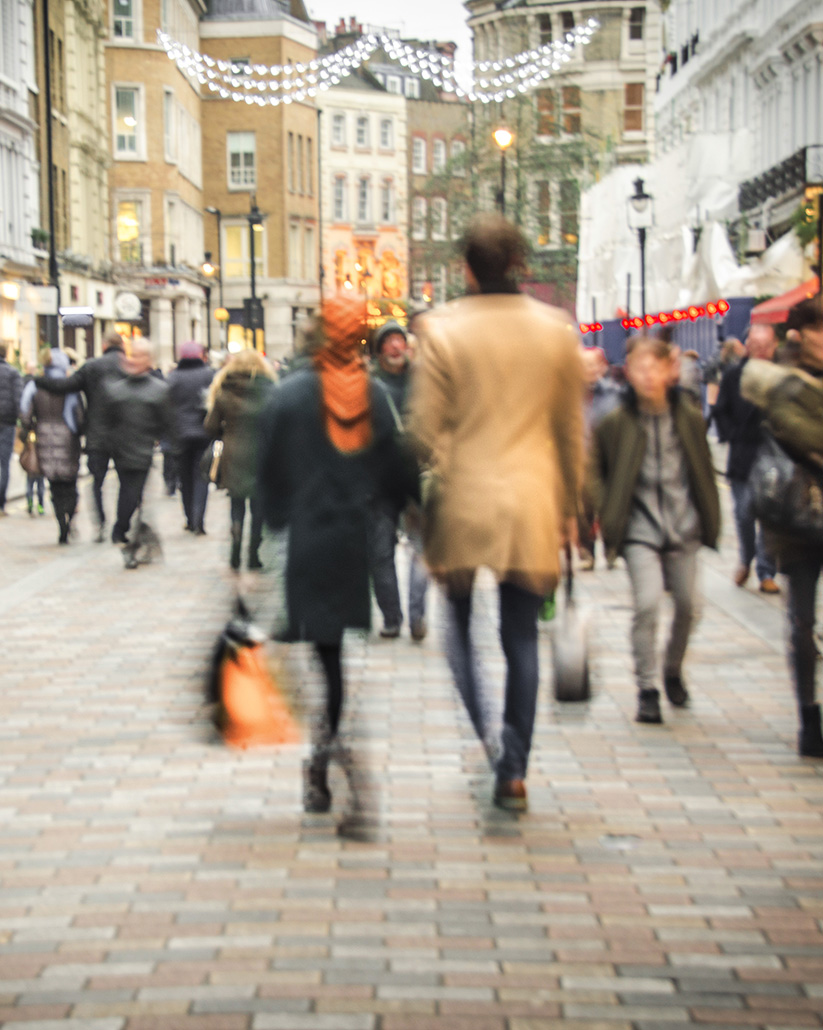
201,252,216,352
493,127,514,217
204,206,225,348
627,176,654,318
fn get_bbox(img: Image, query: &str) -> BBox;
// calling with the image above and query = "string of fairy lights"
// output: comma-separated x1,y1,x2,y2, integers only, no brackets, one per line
156,19,598,107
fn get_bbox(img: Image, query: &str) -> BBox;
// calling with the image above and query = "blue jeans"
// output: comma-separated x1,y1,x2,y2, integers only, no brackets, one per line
26,474,45,505
446,579,543,781
730,478,776,582
370,501,428,629
784,555,823,710
0,423,15,510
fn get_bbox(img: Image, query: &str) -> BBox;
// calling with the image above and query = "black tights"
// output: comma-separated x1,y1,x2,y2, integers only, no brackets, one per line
315,642,343,738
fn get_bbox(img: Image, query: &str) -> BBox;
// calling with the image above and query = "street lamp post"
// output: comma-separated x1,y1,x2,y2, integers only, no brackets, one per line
493,127,514,217
201,252,216,353
204,207,225,346
247,195,265,347
627,176,654,318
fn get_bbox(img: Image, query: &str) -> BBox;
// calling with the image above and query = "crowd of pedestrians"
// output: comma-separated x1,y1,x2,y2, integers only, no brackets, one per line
2,214,823,838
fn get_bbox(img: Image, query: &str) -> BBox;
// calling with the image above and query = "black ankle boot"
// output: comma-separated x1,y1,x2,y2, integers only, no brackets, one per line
303,748,332,813
229,522,242,571
799,704,823,757
636,688,662,724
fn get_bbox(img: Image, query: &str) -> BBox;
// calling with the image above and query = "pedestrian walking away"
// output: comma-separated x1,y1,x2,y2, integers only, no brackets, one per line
204,348,276,572
408,213,585,814
741,299,823,757
257,294,419,839
0,341,23,516
34,330,126,540
167,341,214,535
19,348,85,544
370,319,430,640
591,334,720,725
714,323,780,593
101,338,176,564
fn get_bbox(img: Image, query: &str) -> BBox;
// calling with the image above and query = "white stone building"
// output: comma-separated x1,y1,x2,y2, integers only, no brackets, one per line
577,0,823,322
0,0,47,363
318,70,408,311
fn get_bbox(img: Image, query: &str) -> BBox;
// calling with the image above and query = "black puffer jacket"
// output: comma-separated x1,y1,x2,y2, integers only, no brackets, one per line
0,359,22,426
166,359,214,444
28,389,82,481
103,373,175,472
713,358,766,481
34,345,126,452
204,371,275,498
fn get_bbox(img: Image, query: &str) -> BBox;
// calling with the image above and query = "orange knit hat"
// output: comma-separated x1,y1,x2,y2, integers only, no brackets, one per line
314,295,371,452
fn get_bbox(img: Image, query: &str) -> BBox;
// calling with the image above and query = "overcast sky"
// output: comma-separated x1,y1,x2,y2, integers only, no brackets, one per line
304,0,475,73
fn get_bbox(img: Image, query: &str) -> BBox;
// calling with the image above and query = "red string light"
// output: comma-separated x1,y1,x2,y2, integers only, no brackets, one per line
579,322,603,334
621,299,729,331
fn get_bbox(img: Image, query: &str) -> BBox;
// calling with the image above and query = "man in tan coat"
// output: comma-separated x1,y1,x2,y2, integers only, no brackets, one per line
409,214,584,811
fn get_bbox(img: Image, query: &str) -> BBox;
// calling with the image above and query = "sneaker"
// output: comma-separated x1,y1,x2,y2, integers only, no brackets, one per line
27,499,33,516
663,673,689,707
734,564,750,587
410,618,427,642
380,625,401,639
37,504,45,516
579,549,595,571
493,778,528,812
759,578,780,595
636,688,663,724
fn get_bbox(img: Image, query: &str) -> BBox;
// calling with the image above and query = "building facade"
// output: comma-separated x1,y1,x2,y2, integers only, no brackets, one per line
467,0,661,310
318,69,408,314
0,0,49,364
200,0,320,359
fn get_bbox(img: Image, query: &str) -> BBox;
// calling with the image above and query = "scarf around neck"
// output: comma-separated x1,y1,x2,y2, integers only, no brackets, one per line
313,296,371,452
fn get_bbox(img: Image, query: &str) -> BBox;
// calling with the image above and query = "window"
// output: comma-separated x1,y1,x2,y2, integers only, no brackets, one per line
562,86,581,134
451,139,466,175
298,135,305,194
387,76,402,94
287,132,295,192
624,82,644,131
114,87,139,156
357,177,371,223
113,0,134,38
433,264,447,305
117,200,142,263
412,137,426,174
227,131,255,189
289,221,301,279
538,13,552,45
333,176,346,222
163,89,176,163
405,78,420,98
356,115,369,148
536,181,550,245
560,179,579,242
230,57,249,73
561,11,575,36
431,197,447,240
536,89,556,135
433,139,447,172
411,196,427,240
380,118,393,149
306,137,313,195
224,222,264,279
629,7,645,40
1,0,17,80
303,225,315,280
331,113,346,146
380,179,394,223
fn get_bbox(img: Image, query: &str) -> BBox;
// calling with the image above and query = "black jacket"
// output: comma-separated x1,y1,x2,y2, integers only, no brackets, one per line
166,359,214,444
713,358,766,481
204,371,275,498
0,359,22,426
258,369,419,644
102,373,175,472
35,346,126,452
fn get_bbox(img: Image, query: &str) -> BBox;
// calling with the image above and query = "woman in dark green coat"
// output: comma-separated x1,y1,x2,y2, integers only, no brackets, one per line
257,295,418,835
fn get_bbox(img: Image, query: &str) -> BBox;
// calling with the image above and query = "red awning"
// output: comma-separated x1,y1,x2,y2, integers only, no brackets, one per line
750,276,820,324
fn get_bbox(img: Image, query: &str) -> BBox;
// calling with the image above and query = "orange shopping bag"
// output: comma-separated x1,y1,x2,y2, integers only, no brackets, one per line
219,640,300,749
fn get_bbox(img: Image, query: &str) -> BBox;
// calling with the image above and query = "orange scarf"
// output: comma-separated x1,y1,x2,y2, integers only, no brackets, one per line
314,295,372,452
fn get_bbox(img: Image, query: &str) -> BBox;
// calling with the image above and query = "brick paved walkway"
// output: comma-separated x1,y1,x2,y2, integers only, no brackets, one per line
1,464,822,1030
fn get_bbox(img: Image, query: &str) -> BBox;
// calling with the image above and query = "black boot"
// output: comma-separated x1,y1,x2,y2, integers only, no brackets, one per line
248,525,263,570
636,688,662,724
229,522,242,571
799,704,823,757
303,746,332,813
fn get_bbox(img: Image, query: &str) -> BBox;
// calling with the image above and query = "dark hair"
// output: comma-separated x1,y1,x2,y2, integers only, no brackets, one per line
460,213,528,294
625,334,674,360
0,342,6,360
103,331,124,351
786,298,823,333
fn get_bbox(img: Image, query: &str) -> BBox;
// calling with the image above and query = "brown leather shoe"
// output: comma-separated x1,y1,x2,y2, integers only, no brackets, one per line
733,564,750,587
759,578,781,594
493,778,528,812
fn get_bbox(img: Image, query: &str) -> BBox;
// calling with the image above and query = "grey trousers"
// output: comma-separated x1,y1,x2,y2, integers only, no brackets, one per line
624,542,700,693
